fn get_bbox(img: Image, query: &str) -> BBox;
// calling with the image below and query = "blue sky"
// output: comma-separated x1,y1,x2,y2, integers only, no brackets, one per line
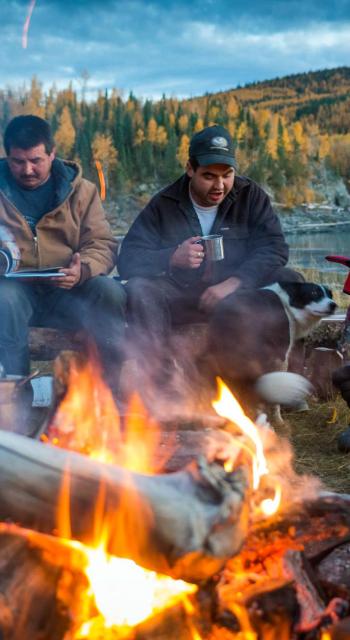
2,0,350,100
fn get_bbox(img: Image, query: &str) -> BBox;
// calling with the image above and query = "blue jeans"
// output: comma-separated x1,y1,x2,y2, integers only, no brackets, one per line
0,276,126,383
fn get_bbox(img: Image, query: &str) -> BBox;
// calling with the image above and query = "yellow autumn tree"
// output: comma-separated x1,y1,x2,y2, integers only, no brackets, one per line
147,118,157,143
318,134,330,159
328,134,350,177
15,77,45,118
194,117,204,132
266,113,279,159
255,109,271,138
293,121,304,147
55,106,76,157
156,125,168,146
134,128,145,145
92,133,118,189
226,96,239,119
208,106,219,122
177,134,190,167
227,120,236,139
281,126,292,153
45,85,57,120
236,121,247,144
178,114,189,132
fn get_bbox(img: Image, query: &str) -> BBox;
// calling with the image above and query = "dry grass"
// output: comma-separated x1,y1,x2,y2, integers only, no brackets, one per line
284,394,350,493
290,263,347,309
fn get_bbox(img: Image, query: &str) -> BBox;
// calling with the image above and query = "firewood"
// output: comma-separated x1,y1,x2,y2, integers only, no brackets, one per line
0,532,71,640
0,431,248,583
317,541,350,599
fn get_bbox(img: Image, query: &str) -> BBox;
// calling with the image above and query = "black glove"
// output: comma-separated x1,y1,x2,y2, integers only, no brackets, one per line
332,364,350,407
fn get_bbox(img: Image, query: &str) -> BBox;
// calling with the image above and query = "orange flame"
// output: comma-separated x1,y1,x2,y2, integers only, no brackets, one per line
76,551,197,633
95,160,106,201
48,353,122,463
48,361,283,636
213,378,282,516
46,354,198,637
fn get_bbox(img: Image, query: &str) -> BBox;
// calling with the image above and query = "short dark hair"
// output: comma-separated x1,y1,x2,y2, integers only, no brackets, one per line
4,115,55,155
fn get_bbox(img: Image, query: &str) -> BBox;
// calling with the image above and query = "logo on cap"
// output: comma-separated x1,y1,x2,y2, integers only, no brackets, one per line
210,136,229,150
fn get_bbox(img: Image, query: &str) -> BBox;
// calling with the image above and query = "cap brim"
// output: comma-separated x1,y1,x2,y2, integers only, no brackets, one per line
196,154,236,168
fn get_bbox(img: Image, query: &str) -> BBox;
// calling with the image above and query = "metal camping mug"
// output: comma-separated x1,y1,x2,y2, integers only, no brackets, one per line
196,234,224,261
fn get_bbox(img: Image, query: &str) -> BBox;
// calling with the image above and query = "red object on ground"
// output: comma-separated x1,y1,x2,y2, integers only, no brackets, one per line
326,255,350,295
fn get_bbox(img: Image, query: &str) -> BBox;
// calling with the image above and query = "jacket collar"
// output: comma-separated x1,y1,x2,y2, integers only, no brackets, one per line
160,173,250,232
0,157,81,207
161,172,250,208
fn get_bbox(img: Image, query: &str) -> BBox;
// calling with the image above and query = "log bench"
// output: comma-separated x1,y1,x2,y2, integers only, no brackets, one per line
28,315,347,401
29,327,84,362
28,324,209,364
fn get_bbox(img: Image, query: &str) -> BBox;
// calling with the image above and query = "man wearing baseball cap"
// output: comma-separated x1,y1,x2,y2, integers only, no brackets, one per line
118,125,301,388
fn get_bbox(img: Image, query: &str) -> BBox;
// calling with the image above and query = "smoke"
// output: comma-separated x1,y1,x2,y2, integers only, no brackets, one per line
119,325,217,422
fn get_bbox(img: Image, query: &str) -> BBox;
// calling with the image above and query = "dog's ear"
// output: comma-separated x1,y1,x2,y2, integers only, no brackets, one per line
323,285,333,299
276,281,301,298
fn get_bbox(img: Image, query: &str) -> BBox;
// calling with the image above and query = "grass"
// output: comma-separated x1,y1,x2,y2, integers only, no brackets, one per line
285,261,350,492
285,395,350,493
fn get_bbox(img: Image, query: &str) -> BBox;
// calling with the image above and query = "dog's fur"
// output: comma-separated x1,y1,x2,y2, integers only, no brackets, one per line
203,282,337,417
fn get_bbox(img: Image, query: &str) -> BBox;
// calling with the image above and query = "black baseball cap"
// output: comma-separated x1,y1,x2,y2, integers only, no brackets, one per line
189,125,236,168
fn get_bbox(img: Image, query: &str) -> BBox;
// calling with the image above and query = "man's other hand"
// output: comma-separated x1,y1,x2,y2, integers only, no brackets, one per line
333,364,350,407
54,252,81,289
170,237,204,269
199,277,241,311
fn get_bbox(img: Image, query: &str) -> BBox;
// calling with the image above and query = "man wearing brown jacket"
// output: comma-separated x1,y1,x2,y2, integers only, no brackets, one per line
0,115,125,389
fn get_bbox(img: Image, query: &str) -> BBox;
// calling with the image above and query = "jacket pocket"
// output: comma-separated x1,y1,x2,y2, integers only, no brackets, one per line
220,225,249,239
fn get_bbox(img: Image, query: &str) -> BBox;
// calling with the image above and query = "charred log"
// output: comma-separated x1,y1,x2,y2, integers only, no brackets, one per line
0,431,248,583
0,532,71,640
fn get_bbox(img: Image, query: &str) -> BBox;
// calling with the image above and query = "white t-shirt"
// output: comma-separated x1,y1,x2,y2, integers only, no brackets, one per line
189,191,218,236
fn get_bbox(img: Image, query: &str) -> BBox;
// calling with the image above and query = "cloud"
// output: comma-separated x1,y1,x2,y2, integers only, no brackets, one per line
1,0,349,99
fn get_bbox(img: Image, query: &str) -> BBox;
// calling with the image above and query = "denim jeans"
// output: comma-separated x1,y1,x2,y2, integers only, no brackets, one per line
0,276,126,382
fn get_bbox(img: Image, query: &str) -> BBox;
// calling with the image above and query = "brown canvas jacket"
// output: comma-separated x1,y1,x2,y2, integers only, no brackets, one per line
0,158,118,282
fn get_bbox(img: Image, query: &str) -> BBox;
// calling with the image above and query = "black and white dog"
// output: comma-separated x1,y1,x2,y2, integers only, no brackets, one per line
204,282,337,417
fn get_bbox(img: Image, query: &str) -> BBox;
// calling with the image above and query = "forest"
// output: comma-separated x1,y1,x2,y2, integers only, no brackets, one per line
0,66,349,207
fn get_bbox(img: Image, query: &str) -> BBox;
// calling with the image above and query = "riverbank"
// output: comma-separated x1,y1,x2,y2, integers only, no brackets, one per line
277,204,350,234
105,190,350,237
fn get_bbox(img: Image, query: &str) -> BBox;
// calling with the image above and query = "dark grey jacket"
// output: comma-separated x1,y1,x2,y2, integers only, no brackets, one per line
118,174,288,288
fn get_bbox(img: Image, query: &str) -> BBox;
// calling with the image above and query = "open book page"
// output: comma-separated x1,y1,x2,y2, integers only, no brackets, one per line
5,266,66,279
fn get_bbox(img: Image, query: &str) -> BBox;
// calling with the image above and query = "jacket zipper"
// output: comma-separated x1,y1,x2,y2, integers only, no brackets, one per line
0,188,73,265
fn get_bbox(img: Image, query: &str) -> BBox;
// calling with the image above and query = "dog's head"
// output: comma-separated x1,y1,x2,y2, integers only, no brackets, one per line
277,282,337,318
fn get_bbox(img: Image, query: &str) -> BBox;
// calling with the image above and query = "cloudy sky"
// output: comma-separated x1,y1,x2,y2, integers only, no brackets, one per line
2,0,350,100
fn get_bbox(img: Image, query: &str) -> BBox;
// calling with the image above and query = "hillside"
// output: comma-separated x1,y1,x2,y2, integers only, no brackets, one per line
216,66,350,132
0,67,350,210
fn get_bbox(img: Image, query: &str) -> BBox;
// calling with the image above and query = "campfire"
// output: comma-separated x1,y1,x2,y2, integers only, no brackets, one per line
0,352,349,640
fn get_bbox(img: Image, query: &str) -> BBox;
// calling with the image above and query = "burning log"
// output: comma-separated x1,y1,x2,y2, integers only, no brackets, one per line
0,431,248,583
0,531,72,640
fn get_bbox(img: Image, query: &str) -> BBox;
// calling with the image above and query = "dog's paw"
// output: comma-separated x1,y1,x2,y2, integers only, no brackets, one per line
255,371,313,407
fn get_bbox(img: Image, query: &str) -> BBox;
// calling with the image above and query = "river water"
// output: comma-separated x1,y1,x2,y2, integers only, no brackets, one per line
285,224,350,277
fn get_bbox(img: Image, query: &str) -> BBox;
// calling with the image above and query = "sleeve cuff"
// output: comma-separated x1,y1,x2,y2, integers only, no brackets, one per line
79,262,92,285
